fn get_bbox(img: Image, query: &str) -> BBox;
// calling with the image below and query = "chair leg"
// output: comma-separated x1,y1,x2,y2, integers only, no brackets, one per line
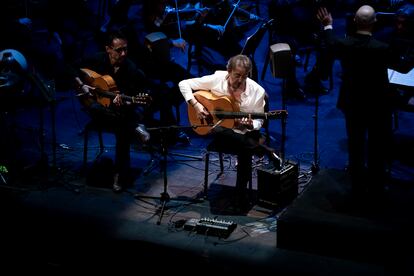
98,130,104,157
83,128,89,168
219,152,224,173
175,104,181,125
204,151,210,197
265,127,270,146
248,156,253,193
393,110,399,131
304,48,311,72
329,71,334,91
187,43,193,73
261,48,270,81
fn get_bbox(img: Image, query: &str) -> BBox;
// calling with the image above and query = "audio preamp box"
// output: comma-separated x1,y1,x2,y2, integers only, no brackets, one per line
257,160,299,209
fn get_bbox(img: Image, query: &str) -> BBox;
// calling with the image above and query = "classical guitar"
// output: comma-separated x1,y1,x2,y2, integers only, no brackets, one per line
188,90,287,135
79,68,151,108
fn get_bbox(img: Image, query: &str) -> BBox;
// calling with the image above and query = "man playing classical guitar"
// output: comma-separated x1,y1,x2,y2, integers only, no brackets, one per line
73,30,152,193
179,54,282,210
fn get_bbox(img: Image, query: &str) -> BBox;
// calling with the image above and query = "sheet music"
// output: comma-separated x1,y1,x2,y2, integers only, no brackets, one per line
388,68,414,87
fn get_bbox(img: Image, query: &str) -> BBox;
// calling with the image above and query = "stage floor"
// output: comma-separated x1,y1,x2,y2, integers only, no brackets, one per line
1,1,414,272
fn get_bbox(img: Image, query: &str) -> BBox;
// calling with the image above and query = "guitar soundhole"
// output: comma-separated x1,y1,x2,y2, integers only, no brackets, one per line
205,114,214,125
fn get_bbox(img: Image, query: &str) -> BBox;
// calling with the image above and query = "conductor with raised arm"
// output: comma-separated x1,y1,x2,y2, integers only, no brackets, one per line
316,5,402,203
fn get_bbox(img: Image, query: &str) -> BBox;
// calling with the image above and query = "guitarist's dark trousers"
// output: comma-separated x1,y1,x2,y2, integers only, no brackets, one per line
87,102,144,184
208,126,273,201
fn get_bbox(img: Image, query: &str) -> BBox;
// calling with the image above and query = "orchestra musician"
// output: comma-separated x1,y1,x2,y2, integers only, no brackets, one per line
143,0,262,70
386,2,414,108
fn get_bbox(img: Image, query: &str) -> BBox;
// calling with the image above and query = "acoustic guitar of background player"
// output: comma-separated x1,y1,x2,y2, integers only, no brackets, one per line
79,68,151,108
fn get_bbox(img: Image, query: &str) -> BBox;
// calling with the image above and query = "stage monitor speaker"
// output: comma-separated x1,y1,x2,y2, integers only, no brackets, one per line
257,160,299,209
269,43,293,79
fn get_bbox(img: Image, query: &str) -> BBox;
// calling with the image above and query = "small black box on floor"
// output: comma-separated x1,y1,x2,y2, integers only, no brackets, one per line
257,160,299,208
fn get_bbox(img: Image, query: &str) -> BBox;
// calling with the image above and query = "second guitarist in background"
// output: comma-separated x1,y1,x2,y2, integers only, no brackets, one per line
73,30,154,193
179,54,282,210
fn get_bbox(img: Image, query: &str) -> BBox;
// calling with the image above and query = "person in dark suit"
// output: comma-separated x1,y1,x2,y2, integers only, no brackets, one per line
316,5,403,201
73,30,151,193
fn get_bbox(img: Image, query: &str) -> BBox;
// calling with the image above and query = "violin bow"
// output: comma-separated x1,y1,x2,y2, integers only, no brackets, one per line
174,0,182,39
223,0,241,31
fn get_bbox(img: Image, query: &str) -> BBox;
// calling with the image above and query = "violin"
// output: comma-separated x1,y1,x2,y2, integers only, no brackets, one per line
165,6,211,17
160,5,211,27
154,0,263,40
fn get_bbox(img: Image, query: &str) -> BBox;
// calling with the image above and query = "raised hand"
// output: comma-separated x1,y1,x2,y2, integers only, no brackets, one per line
317,7,333,27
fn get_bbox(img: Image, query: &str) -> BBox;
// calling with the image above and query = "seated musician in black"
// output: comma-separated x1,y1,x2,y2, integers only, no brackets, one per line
73,30,152,193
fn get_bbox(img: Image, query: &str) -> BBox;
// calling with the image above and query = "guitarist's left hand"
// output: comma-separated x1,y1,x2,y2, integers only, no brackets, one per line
113,94,123,106
113,93,132,106
235,116,253,130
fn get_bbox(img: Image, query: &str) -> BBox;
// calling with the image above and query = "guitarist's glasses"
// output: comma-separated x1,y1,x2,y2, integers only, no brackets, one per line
110,46,128,54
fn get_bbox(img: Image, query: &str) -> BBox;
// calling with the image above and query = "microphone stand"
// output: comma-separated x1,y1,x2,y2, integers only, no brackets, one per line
135,125,204,225
142,125,205,176
311,89,320,174
280,78,287,163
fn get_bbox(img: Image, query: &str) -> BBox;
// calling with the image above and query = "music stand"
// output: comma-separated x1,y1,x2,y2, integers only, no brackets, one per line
280,78,287,162
269,43,292,163
134,125,204,225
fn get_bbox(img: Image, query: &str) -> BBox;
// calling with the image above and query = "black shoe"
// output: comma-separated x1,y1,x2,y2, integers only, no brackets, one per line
176,131,190,144
268,152,282,170
136,124,150,143
112,173,122,193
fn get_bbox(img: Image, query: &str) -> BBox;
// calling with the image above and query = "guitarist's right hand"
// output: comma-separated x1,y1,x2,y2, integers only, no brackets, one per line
76,83,94,97
192,101,209,119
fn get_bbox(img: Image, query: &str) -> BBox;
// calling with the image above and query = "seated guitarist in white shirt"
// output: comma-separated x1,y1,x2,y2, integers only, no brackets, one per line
179,54,282,209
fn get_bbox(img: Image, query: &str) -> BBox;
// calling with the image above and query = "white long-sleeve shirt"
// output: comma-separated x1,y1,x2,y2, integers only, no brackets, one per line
179,70,267,133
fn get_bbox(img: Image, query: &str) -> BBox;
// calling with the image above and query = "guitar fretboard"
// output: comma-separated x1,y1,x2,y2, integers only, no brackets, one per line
213,110,286,120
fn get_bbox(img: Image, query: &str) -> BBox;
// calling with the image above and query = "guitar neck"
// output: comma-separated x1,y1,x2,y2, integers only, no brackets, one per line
96,89,133,102
213,110,285,120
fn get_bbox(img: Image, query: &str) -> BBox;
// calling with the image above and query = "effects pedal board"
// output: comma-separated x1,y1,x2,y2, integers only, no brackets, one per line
184,217,237,238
